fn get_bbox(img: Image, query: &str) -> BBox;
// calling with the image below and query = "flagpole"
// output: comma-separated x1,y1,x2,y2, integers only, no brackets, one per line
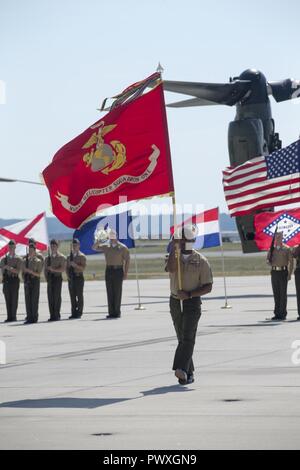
220,231,231,309
172,194,183,303
134,246,145,310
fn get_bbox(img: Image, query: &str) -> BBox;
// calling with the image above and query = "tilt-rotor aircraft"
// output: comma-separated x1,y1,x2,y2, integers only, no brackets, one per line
163,69,300,253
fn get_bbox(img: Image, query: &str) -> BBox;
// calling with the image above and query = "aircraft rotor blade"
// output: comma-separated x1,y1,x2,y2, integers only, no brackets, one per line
162,79,252,106
167,97,218,107
0,177,43,185
269,79,300,102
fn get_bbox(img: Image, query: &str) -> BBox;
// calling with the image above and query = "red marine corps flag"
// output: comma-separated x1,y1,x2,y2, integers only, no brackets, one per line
42,73,174,228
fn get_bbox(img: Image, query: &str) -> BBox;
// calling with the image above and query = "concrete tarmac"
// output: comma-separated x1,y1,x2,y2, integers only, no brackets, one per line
0,276,300,450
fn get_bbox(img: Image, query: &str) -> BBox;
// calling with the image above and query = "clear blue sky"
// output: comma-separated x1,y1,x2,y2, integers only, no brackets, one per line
1,0,300,220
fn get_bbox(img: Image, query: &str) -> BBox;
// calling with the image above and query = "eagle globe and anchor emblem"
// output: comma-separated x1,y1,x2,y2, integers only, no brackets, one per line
55,119,161,214
82,121,126,175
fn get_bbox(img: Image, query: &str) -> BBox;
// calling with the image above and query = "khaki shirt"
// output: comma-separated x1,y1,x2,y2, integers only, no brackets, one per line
22,255,44,276
66,251,86,274
267,244,293,274
44,252,66,279
0,254,22,279
100,242,130,266
167,250,213,299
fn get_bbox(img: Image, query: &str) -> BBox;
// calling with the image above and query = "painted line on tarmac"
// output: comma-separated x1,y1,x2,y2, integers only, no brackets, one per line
0,330,220,370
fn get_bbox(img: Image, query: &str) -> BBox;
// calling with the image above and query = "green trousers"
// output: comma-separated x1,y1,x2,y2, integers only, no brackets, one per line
169,296,201,375
3,277,19,321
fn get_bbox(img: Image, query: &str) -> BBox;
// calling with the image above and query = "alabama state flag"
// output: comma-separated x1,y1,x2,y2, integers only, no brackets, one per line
42,73,174,228
254,208,300,250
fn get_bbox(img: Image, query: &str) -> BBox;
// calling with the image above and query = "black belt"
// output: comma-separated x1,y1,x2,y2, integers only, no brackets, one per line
106,265,123,270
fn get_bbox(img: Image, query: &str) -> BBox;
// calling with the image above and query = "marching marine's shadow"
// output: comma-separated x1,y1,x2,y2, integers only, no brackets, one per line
0,385,191,410
0,397,132,409
140,384,192,396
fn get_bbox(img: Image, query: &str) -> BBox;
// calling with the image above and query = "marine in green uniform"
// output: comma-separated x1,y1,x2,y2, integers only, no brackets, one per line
292,244,300,321
28,238,44,263
44,239,66,322
92,230,130,319
267,231,293,321
23,241,44,324
24,238,44,322
0,240,22,322
67,238,86,319
165,226,213,385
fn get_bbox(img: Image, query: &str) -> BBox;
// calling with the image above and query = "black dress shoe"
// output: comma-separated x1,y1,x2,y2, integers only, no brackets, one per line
175,369,187,384
187,374,195,384
178,378,187,385
4,319,15,323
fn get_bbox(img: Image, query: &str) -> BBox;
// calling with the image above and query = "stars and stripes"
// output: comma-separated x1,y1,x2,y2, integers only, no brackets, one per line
223,140,300,217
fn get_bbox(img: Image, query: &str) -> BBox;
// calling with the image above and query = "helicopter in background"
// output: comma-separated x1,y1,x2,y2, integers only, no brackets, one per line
162,69,300,253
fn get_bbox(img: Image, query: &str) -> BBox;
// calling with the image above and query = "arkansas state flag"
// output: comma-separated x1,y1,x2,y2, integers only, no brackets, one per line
42,73,174,228
255,209,300,250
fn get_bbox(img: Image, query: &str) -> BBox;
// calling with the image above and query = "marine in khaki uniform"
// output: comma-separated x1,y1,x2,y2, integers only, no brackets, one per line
291,244,300,321
92,230,130,319
267,231,293,321
24,238,45,322
165,226,213,385
66,238,86,319
44,239,66,322
0,240,22,322
23,241,44,324
28,238,44,263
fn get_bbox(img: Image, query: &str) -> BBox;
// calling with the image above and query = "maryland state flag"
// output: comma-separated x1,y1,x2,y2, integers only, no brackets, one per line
254,208,300,250
42,73,174,228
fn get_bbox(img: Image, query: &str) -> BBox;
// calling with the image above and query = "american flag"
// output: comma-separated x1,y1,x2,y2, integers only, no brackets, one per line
223,140,300,217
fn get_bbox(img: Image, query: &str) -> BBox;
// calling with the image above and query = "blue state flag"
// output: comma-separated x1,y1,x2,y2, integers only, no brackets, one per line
74,211,135,255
